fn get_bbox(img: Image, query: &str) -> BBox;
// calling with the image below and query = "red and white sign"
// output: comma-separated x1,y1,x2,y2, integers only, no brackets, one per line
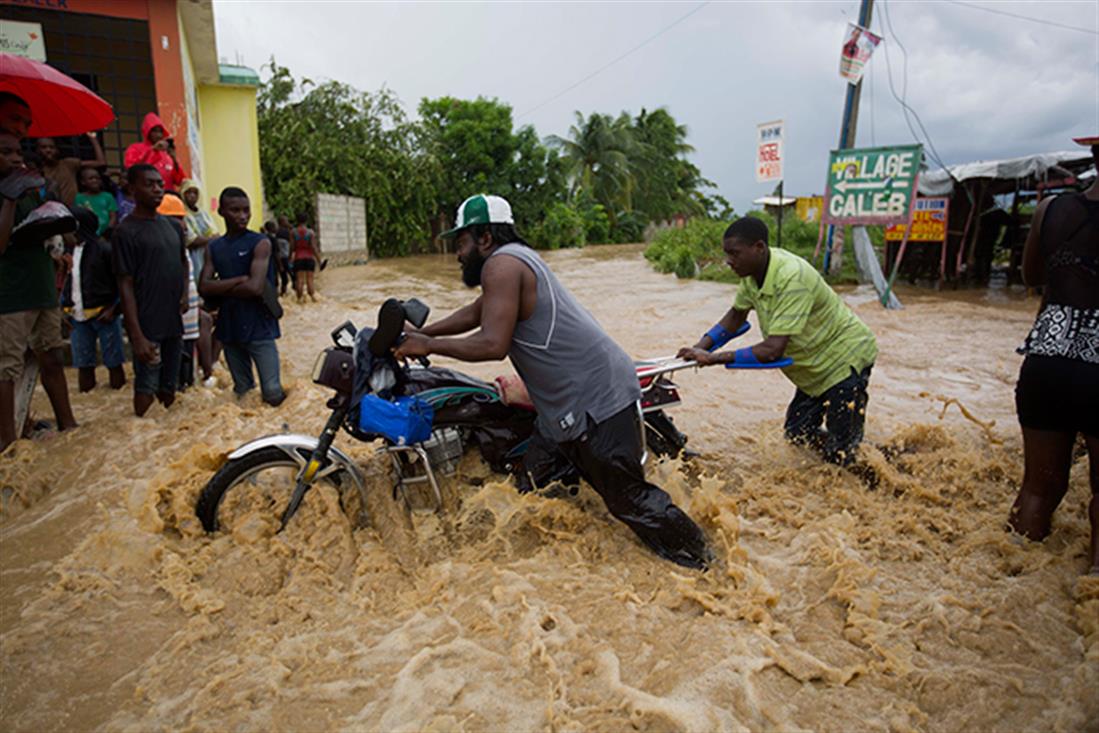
839,23,882,84
756,119,784,183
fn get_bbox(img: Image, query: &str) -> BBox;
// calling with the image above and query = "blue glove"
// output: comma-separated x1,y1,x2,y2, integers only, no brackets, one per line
725,347,793,370
704,321,751,352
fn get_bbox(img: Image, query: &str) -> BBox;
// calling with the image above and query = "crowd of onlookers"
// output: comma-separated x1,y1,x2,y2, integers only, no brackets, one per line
0,92,323,452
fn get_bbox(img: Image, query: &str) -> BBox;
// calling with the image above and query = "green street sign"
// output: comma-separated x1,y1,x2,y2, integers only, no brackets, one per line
823,144,923,226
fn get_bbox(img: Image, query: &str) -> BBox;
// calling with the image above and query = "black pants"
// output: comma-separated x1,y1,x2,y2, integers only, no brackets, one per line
539,404,712,569
784,365,872,466
278,256,292,292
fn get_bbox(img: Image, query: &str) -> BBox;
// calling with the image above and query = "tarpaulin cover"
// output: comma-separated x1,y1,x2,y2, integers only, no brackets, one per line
918,151,1093,196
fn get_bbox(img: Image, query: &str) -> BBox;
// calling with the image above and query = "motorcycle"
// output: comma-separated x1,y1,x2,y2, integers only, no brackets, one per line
195,299,750,534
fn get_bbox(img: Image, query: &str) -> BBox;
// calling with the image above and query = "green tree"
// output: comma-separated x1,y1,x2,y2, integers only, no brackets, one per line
547,111,636,222
550,107,725,241
418,96,566,235
630,107,697,221
503,125,568,234
257,61,439,257
418,97,514,218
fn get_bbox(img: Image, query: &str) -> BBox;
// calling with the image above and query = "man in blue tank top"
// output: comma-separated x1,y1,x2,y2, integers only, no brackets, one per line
199,187,285,406
395,194,711,569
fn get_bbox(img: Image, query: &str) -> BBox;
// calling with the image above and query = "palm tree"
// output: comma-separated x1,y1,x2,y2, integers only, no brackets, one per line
547,112,636,220
630,107,702,220
633,107,694,158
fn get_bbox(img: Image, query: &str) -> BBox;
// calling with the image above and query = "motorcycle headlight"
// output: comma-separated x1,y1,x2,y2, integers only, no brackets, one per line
312,348,355,393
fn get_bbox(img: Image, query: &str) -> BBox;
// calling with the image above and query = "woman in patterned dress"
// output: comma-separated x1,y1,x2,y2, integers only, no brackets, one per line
1009,137,1099,574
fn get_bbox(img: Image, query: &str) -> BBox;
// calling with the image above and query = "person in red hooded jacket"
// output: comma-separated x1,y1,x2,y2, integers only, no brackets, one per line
124,112,185,191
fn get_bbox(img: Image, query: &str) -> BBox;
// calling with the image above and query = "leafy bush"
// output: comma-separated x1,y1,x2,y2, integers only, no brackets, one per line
644,212,865,284
644,218,728,279
536,202,586,250
582,202,611,244
611,210,647,243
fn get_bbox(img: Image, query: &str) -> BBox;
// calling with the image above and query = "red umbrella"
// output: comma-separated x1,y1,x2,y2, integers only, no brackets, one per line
0,52,115,137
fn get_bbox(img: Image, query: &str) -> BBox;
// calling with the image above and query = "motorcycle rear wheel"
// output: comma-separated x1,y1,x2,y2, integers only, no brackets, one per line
196,447,359,533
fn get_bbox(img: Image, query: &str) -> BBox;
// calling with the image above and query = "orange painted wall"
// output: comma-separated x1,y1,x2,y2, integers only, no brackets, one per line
0,0,192,174
144,0,189,174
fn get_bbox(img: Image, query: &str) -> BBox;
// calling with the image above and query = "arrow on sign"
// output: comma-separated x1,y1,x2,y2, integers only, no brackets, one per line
835,179,892,193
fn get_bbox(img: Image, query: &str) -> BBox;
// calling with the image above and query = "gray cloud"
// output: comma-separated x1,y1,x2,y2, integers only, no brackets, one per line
214,0,1098,212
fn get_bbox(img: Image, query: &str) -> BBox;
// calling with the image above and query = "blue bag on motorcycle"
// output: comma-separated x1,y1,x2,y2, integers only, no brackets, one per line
357,394,435,445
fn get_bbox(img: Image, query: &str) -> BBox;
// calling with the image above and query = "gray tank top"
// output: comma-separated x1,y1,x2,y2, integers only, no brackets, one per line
490,243,640,442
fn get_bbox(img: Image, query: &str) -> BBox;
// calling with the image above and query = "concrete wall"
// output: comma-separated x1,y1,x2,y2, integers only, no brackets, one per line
196,83,265,231
315,193,368,259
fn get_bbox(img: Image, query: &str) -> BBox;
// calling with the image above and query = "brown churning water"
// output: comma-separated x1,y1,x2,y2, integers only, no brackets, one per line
1,245,1095,731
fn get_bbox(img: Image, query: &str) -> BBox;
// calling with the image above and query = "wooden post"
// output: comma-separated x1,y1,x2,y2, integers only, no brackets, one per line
955,181,978,280
938,233,947,288
965,180,986,274
823,0,875,274
882,216,913,306
776,181,784,249
812,217,827,263
1010,178,1022,285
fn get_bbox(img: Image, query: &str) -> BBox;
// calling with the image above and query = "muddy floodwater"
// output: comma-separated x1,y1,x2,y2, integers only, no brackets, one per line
1,244,1096,732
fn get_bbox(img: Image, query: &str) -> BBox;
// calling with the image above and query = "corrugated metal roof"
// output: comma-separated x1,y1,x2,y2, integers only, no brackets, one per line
218,64,260,86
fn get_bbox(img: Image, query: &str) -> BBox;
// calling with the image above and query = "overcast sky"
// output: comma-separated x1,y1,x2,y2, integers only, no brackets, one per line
213,0,1098,213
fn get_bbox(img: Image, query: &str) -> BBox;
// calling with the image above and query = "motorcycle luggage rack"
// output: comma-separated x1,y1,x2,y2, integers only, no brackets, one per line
343,407,449,514
379,427,462,514
379,444,441,514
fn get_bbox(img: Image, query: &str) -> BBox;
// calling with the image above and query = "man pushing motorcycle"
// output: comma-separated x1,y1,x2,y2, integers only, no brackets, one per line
394,194,712,570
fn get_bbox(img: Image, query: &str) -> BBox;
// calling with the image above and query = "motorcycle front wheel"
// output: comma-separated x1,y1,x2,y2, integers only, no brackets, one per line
196,447,361,533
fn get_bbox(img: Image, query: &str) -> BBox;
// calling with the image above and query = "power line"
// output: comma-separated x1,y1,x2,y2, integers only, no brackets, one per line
515,2,709,120
943,0,1098,36
879,0,951,173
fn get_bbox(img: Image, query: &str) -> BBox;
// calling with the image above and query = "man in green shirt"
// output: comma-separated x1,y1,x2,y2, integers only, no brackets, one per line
678,216,877,467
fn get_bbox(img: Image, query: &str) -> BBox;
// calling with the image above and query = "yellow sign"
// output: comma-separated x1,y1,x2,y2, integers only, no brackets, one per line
796,196,823,223
885,197,949,242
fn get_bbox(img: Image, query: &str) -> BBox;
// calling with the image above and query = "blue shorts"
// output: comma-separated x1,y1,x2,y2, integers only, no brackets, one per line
133,336,184,396
70,316,125,369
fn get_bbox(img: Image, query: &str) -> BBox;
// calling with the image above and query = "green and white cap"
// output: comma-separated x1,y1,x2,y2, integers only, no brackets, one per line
441,194,514,238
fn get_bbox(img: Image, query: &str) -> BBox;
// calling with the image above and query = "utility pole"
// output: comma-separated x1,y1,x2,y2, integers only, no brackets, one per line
823,0,875,274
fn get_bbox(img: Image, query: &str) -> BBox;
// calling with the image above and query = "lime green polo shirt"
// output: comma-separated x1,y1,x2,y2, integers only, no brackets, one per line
734,248,877,397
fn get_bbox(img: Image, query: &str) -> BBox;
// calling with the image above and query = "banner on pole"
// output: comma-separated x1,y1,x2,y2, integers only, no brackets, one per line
823,144,923,226
839,23,882,84
885,197,949,242
755,119,784,183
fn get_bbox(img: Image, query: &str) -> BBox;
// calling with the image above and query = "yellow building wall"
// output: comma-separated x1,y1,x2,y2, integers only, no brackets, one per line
196,84,266,232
